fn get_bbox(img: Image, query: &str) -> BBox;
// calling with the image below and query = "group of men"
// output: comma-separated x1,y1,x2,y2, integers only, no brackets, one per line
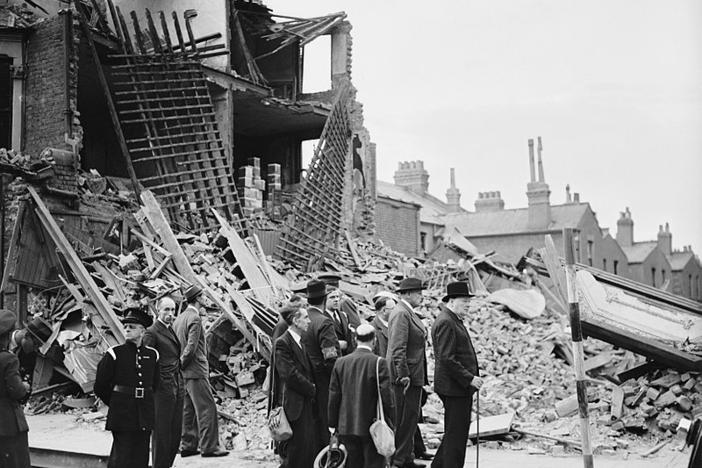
93,284,229,468
271,276,482,468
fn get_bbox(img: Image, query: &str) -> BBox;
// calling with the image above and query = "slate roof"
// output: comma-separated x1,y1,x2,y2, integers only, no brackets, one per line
441,203,591,237
669,251,696,271
376,180,460,225
621,241,658,264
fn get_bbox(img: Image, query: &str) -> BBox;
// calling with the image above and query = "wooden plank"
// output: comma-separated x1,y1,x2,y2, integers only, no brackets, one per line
212,209,272,304
149,254,172,279
77,9,140,198
610,386,624,421
583,352,614,373
542,236,567,303
617,361,660,382
468,412,514,438
28,187,124,344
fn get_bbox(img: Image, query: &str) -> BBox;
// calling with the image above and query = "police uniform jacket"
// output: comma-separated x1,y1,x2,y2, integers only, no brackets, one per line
0,350,28,436
94,341,159,432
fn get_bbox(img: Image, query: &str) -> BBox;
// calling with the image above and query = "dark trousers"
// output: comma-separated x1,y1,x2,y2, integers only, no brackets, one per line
181,378,220,454
392,384,422,465
279,399,319,468
414,425,426,456
108,430,150,468
152,374,184,468
431,394,473,468
0,431,30,468
314,372,331,446
339,435,384,468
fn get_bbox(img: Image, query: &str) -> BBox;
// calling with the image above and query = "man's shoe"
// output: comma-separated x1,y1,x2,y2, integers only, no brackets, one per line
180,449,200,457
416,451,435,460
202,449,229,457
402,462,427,468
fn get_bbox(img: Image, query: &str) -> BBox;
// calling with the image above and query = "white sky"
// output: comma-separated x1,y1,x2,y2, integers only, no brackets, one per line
267,0,702,250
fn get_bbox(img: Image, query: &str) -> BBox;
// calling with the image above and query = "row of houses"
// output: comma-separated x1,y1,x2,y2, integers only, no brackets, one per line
375,138,702,302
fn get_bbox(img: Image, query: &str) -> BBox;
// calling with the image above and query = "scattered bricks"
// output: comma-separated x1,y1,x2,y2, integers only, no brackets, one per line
670,384,683,396
621,385,637,397
677,396,693,412
611,421,625,431
683,378,696,391
654,390,676,409
691,405,702,420
555,395,578,418
646,387,661,401
694,382,702,394
680,372,691,382
544,409,558,422
651,373,681,389
622,416,647,432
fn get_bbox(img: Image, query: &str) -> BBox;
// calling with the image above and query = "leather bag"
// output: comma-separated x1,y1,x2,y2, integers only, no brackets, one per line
369,357,395,457
268,405,293,441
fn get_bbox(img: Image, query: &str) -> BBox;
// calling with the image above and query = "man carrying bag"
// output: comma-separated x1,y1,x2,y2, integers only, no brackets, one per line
329,323,395,468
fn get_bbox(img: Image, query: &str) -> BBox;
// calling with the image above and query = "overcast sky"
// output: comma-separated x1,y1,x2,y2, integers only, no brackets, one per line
266,0,702,250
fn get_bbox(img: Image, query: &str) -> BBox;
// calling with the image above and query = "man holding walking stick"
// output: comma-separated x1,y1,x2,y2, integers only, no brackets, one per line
431,282,483,468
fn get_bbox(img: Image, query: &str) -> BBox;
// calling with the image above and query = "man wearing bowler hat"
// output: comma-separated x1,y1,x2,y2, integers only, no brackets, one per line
94,307,159,468
431,282,483,468
173,284,228,458
387,277,428,468
301,279,341,446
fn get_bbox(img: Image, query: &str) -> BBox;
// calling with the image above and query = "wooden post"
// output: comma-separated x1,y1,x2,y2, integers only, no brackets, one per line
563,228,594,468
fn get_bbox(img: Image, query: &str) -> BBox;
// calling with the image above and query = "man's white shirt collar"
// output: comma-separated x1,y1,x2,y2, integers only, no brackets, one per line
288,328,302,348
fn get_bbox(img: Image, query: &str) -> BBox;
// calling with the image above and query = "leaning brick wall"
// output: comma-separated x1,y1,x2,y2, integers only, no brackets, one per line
375,197,420,257
23,10,81,192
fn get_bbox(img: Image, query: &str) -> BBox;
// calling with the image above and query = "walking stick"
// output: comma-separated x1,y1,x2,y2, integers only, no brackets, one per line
476,391,480,468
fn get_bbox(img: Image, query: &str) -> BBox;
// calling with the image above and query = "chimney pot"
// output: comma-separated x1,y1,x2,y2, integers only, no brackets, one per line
573,193,580,203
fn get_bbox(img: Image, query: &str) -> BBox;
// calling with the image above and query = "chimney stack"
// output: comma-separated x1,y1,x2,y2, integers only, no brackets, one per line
573,193,580,203
616,207,634,247
528,139,536,183
393,160,429,195
526,137,551,229
657,222,672,256
474,191,505,212
445,168,461,212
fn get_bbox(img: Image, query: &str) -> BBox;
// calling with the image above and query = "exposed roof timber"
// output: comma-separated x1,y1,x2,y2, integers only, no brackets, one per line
202,64,271,95
252,11,347,60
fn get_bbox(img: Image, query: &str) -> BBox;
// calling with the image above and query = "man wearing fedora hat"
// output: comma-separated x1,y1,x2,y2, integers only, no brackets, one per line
172,284,229,458
431,282,483,468
0,309,31,468
387,277,428,468
301,279,341,446
9,316,52,384
94,307,159,468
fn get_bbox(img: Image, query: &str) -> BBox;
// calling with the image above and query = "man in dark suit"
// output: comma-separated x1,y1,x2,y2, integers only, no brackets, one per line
431,282,483,468
274,302,319,468
94,308,159,468
301,280,341,446
172,285,228,458
318,273,361,329
370,293,394,357
329,323,394,468
327,289,355,355
387,278,428,468
143,296,183,468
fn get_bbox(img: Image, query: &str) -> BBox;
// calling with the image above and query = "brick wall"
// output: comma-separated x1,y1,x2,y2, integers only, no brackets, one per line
23,10,81,192
375,196,419,256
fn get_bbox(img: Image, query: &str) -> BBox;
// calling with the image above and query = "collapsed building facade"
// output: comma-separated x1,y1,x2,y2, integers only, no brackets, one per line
0,0,377,390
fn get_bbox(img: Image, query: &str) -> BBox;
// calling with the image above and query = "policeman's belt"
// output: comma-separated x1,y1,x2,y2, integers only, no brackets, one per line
113,385,153,399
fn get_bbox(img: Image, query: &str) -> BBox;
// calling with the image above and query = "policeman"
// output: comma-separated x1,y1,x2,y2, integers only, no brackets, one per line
94,308,159,468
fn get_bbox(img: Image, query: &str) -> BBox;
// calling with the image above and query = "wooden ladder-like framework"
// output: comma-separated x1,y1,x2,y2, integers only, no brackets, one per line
275,84,352,270
83,2,246,234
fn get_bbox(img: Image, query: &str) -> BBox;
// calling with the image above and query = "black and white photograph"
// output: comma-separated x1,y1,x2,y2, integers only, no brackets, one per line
0,0,700,467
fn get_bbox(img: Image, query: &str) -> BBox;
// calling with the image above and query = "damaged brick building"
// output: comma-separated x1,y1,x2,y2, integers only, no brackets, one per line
0,0,378,331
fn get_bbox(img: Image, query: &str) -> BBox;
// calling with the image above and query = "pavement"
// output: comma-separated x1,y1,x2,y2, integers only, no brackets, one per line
26,414,691,467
